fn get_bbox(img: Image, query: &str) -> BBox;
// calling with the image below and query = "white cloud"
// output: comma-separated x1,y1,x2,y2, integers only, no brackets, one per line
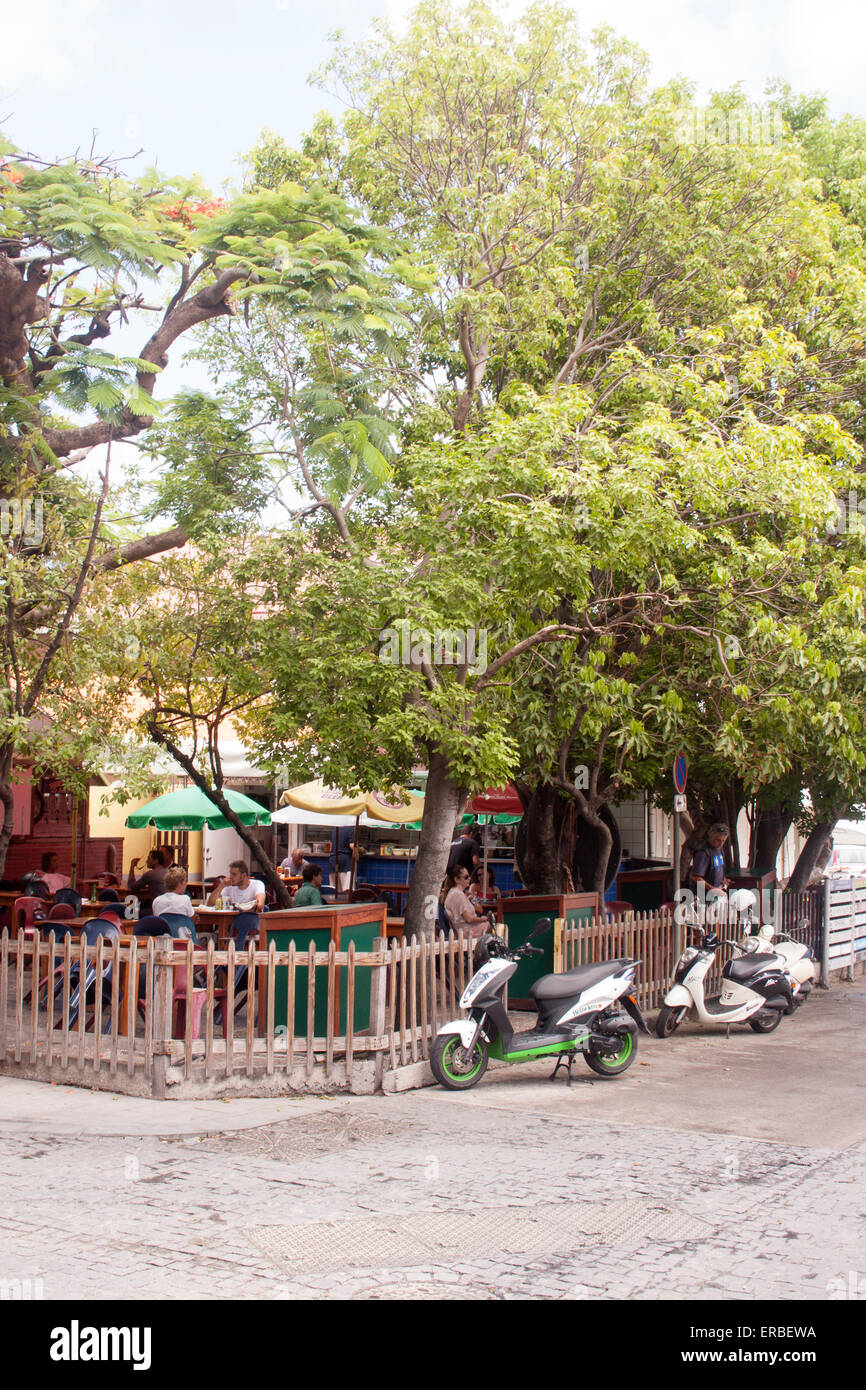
384,0,866,115
0,0,106,95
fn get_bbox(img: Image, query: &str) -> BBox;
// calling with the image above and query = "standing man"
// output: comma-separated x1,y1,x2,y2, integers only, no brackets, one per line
334,826,355,893
448,825,481,874
688,823,730,902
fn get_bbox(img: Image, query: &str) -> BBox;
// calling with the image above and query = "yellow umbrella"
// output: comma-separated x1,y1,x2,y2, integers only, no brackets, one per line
280,781,367,815
280,781,424,822
280,782,425,893
363,789,425,823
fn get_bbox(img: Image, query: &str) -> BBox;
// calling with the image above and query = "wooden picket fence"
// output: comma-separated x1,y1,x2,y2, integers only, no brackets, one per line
0,899,830,1097
0,929,477,1097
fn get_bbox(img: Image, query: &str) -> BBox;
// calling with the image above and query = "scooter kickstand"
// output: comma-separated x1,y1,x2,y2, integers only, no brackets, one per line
550,1053,576,1086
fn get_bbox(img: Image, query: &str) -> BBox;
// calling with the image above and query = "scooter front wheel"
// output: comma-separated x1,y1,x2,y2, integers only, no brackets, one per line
430,1032,489,1090
584,1029,637,1077
655,1004,686,1038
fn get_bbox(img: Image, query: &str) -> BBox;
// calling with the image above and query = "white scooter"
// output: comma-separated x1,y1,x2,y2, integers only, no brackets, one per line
737,914,816,1000
656,919,795,1038
681,887,816,1001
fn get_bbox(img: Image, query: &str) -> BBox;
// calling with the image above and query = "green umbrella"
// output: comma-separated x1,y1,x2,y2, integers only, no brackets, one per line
125,786,271,832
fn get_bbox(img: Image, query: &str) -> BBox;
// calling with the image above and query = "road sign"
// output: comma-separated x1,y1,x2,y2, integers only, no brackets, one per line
673,754,688,794
674,793,687,813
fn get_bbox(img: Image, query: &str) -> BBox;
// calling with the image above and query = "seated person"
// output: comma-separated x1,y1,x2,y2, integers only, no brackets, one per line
206,860,266,911
442,865,486,938
127,849,167,905
292,863,325,908
468,865,501,909
280,848,308,875
152,866,195,920
36,852,71,894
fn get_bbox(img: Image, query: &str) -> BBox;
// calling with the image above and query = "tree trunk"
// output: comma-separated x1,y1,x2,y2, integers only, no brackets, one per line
516,784,564,893
787,821,835,894
579,804,613,897
749,802,796,875
146,724,291,907
404,747,465,940
0,744,14,880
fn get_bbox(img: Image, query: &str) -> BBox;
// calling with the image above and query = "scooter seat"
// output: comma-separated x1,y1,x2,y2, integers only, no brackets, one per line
531,960,634,1000
723,953,778,984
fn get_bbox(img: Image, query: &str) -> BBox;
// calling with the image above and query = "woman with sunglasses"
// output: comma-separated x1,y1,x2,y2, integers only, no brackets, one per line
442,864,486,938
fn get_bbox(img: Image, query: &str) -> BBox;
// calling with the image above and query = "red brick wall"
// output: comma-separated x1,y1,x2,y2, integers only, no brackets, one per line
4,775,122,885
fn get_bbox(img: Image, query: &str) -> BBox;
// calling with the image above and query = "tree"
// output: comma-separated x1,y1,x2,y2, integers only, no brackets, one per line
266,0,866,910
0,139,411,872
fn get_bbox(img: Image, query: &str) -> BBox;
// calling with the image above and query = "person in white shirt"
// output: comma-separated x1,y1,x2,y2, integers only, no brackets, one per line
152,866,195,919
206,860,266,911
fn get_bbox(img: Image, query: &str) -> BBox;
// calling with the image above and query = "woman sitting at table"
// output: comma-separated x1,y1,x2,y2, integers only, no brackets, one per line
152,866,195,921
468,865,501,911
442,865,486,938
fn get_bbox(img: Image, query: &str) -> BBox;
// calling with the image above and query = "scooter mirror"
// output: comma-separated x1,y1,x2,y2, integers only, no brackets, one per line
530,917,552,938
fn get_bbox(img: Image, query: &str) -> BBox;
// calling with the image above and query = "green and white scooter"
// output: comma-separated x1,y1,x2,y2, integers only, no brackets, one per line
430,917,649,1090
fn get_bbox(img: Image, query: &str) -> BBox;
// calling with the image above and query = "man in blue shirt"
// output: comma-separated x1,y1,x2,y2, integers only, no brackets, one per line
689,823,730,897
334,826,355,892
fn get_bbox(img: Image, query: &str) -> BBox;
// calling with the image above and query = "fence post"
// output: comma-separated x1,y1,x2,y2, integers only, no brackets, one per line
370,936,388,1091
553,917,563,973
150,940,174,1099
821,877,831,988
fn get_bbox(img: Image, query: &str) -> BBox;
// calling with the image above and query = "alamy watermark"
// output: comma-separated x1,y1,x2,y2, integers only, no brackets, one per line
1,1276,44,1299
826,489,866,536
826,1270,865,1300
0,497,43,545
673,106,784,149
379,624,488,676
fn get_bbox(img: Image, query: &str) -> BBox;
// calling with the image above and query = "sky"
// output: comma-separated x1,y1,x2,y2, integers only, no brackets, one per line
3,0,864,495
2,0,866,192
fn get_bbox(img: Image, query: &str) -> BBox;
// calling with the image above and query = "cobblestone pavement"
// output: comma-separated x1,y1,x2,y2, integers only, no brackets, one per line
0,983,864,1300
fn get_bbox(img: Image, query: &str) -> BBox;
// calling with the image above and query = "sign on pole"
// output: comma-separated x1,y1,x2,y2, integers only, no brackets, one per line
672,754,687,962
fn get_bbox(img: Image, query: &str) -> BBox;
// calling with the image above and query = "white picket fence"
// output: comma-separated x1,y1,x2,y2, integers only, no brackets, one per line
825,878,866,979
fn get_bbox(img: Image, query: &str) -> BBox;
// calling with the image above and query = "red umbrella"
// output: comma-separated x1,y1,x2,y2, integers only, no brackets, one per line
468,787,523,903
470,786,523,815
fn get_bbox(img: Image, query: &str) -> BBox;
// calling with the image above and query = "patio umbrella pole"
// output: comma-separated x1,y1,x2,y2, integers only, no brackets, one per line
69,795,79,892
483,816,490,906
349,813,360,895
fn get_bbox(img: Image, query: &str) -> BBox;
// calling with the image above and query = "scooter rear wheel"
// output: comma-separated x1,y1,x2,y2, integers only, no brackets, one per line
584,1029,637,1077
430,1032,489,1090
748,1009,783,1033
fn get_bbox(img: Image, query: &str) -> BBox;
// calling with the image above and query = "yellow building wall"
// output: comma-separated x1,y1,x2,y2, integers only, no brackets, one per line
89,789,203,878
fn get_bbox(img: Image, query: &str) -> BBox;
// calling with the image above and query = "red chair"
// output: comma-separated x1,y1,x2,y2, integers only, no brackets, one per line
171,939,228,1040
603,900,634,918
47,903,76,922
12,895,48,937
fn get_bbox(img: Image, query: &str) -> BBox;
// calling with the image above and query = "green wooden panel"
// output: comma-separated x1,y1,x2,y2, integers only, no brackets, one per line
503,901,597,1003
337,919,379,1032
266,914,381,1035
268,924,333,1035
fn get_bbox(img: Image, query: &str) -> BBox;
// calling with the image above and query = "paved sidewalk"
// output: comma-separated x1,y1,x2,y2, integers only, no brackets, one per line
0,983,863,1300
